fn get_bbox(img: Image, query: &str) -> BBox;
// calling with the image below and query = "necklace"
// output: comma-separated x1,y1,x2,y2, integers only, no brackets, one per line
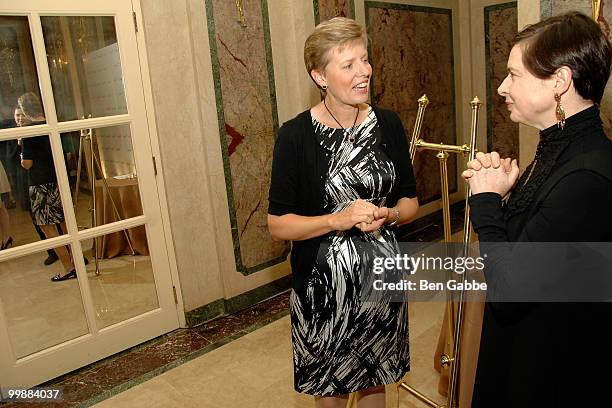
323,98,360,143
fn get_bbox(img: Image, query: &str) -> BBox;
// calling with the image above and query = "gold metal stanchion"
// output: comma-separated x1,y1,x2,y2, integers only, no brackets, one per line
73,126,136,276
437,151,452,243
399,382,444,407
592,0,601,21
398,96,482,408
446,97,481,408
410,94,430,162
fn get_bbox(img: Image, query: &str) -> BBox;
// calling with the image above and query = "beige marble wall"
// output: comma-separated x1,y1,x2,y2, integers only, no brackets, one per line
517,0,541,171
316,0,354,23
138,0,318,316
485,4,519,158
140,0,565,318
139,0,224,312
367,3,457,204
207,0,289,271
470,0,517,165
221,0,315,299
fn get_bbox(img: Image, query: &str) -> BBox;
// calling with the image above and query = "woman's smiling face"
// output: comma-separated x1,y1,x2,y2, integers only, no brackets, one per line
14,107,31,127
315,39,372,107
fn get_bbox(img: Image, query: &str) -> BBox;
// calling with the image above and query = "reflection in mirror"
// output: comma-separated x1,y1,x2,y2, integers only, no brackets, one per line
0,16,46,129
82,227,157,329
40,16,127,121
0,246,89,359
61,124,142,231
0,135,70,255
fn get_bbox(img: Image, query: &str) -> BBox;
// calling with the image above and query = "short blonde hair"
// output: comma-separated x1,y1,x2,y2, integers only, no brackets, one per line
304,17,367,88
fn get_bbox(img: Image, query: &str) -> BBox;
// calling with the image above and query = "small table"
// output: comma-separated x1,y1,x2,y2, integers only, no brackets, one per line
94,177,149,258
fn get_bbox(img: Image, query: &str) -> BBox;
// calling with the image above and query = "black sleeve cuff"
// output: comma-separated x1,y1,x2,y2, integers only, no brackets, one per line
469,192,505,233
268,200,297,216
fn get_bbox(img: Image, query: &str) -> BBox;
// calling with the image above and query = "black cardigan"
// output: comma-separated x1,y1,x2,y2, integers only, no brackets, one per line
268,106,417,294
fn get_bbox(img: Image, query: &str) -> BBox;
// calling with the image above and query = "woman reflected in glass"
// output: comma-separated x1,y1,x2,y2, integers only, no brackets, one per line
18,92,78,281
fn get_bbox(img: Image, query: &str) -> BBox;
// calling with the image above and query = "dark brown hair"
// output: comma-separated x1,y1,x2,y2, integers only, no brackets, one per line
514,11,611,104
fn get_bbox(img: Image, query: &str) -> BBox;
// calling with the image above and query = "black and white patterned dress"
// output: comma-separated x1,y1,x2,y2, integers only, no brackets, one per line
291,108,410,396
21,135,65,226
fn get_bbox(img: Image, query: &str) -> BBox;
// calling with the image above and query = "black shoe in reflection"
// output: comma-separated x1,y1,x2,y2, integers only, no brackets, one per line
43,252,59,266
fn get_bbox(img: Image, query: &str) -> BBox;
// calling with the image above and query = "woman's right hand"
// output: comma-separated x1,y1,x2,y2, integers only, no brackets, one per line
329,199,377,231
462,152,519,196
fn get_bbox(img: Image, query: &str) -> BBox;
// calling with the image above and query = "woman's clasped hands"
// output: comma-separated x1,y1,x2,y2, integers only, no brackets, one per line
329,199,392,232
462,151,520,197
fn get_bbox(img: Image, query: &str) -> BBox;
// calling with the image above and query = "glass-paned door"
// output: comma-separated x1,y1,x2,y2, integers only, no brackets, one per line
0,0,178,391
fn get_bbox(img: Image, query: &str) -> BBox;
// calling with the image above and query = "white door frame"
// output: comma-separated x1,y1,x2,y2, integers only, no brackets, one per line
0,0,184,390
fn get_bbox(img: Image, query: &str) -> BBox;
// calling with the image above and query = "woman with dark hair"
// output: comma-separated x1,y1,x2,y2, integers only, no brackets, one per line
18,92,78,281
268,17,418,408
463,12,612,407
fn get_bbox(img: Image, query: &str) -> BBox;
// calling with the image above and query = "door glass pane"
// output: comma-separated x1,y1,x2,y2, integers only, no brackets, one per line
40,16,127,121
0,16,46,129
0,135,69,252
82,227,157,329
61,124,142,231
0,245,89,359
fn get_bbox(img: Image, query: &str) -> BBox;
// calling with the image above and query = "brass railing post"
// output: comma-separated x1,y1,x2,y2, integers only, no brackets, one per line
592,0,601,21
398,96,482,408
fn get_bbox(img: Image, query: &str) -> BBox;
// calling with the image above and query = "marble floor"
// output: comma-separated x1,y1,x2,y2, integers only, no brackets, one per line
84,229,466,407
0,283,450,408
1,198,462,407
92,300,446,408
0,237,157,359
1,192,158,358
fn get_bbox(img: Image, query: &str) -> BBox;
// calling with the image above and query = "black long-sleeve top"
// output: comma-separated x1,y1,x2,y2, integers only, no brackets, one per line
469,106,612,407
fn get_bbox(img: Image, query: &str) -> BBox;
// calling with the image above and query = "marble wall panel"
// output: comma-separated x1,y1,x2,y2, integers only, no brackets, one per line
314,0,355,24
366,2,456,204
485,3,519,158
544,0,612,134
206,0,289,273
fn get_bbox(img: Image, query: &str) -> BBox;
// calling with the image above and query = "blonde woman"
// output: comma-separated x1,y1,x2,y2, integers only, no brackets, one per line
268,18,419,408
18,92,78,281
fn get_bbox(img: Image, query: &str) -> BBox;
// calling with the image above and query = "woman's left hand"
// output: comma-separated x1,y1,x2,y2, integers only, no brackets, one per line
356,206,396,232
462,152,519,196
356,207,386,232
